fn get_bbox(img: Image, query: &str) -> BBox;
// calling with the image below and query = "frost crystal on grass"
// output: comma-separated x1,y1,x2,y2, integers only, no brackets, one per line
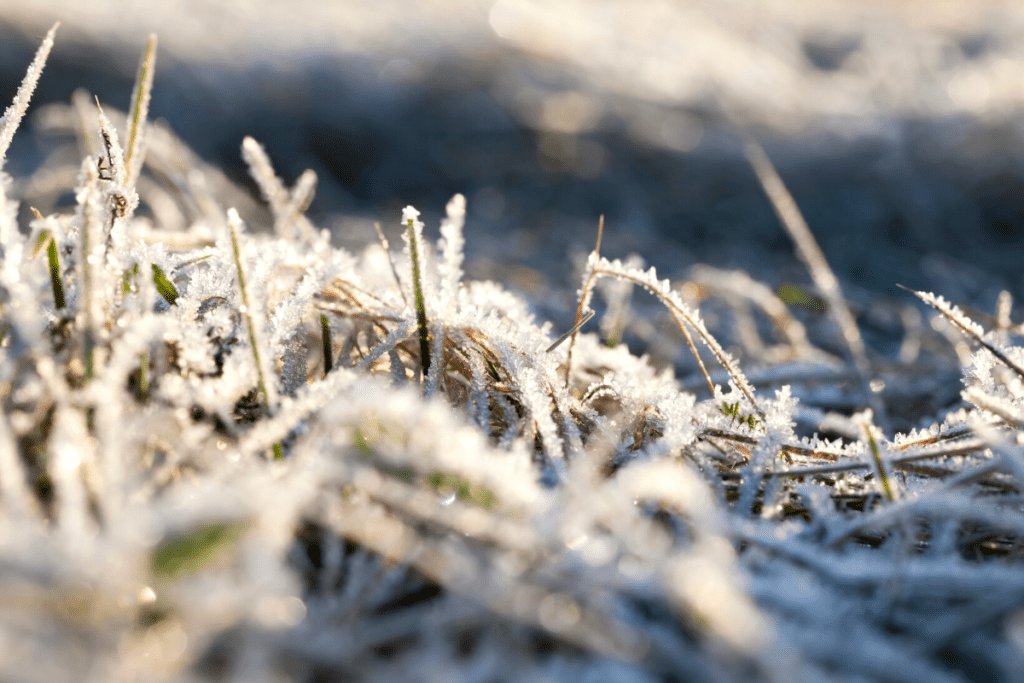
5,26,1024,683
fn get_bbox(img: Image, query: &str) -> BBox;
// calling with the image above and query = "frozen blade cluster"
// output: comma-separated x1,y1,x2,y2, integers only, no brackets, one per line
4,25,1024,683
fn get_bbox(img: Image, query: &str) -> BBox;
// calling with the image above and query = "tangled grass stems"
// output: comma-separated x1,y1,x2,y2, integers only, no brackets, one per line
3,25,1024,683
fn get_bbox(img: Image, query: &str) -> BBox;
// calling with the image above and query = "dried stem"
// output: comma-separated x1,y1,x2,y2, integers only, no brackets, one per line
564,215,603,387
746,139,886,431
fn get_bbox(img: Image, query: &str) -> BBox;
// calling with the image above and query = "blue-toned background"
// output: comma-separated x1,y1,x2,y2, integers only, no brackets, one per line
3,0,1024,313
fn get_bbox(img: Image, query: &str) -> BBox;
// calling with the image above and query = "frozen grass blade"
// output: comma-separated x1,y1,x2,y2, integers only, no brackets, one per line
438,193,466,310
586,254,760,414
898,283,1024,381
374,220,408,309
746,139,886,431
241,136,318,243
77,157,104,380
124,34,156,186
94,98,127,186
228,208,282,459
859,412,895,502
0,23,58,169
403,206,431,378
229,208,274,407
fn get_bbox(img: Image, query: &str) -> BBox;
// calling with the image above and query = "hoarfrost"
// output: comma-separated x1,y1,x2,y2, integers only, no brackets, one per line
3,26,1024,683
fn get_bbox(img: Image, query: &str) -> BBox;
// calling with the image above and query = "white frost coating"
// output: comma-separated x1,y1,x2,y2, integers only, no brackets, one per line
95,101,127,186
49,405,94,540
914,289,988,341
5,39,1024,682
588,254,761,412
0,23,58,169
437,193,466,312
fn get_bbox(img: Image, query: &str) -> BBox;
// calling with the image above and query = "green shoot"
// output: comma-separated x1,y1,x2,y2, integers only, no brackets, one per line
30,207,65,311
321,313,333,377
151,263,178,306
863,419,894,502
32,226,50,257
719,400,760,430
406,215,431,377
776,284,824,311
47,238,65,310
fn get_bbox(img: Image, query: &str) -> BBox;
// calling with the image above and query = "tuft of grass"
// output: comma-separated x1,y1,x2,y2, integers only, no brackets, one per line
6,24,1024,683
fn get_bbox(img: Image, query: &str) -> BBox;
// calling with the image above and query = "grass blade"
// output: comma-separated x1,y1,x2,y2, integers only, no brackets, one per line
321,313,334,377
860,413,895,502
125,34,157,187
374,220,408,309
746,139,887,431
47,237,65,310
150,263,178,306
228,208,282,459
404,207,431,378
564,215,603,387
898,283,1024,381
0,23,58,169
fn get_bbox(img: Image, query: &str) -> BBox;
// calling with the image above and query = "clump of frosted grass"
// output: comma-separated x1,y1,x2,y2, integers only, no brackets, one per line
2,27,1024,683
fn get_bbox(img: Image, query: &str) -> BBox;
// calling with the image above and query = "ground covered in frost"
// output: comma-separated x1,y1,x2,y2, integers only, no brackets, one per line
3,11,1024,683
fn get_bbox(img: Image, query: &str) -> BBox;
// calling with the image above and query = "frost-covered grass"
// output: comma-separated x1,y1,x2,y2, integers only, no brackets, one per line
4,25,1024,683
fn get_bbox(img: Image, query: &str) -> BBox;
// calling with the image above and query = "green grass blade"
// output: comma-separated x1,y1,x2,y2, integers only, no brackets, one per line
406,214,431,377
320,313,333,377
47,238,65,310
125,34,157,187
863,420,894,502
151,520,249,579
151,263,178,306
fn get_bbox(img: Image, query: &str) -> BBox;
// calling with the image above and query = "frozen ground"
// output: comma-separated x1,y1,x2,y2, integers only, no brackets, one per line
3,2,1024,682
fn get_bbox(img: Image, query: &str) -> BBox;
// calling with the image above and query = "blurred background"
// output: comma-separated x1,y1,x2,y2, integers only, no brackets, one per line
3,0,1024,318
